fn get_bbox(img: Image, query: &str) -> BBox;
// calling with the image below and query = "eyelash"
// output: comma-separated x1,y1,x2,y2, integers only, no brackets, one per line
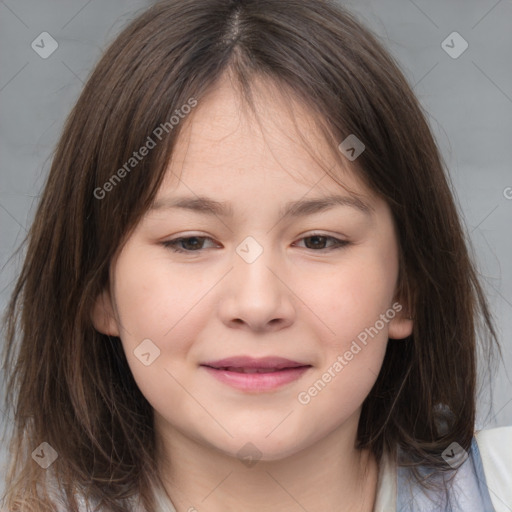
161,233,349,254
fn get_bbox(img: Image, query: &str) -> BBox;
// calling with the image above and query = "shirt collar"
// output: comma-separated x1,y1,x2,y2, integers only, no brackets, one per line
373,449,397,511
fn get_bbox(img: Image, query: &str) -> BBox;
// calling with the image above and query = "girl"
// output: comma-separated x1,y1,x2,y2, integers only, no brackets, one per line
2,0,511,511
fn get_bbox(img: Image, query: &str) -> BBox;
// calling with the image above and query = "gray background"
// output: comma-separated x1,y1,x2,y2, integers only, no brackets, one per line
1,0,511,498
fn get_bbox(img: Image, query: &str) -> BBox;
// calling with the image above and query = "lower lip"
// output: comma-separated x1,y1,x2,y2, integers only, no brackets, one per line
201,365,311,392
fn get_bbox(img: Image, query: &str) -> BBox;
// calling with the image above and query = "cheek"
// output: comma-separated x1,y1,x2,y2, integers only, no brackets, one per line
305,248,399,350
112,245,206,341
111,244,220,391
295,244,398,413
313,243,399,408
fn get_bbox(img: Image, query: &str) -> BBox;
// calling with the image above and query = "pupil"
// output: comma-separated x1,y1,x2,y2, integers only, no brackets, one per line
184,237,201,250
307,236,325,249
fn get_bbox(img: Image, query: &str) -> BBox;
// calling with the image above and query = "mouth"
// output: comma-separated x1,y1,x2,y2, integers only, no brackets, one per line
203,366,307,373
200,356,312,392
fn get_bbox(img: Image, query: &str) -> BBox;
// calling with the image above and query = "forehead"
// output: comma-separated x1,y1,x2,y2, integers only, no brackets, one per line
158,74,374,205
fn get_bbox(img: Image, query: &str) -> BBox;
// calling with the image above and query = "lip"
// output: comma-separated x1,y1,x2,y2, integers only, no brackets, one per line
201,356,309,370
200,356,312,392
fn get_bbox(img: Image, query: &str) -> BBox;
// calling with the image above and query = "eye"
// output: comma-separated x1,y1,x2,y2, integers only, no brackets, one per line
293,233,349,251
161,233,349,254
161,236,217,253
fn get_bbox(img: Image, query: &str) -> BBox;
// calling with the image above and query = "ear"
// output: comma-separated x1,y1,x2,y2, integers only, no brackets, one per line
388,312,413,340
90,288,120,337
387,297,413,340
389,272,414,340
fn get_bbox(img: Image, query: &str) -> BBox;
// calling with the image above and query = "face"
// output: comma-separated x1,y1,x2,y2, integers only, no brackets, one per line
92,75,413,463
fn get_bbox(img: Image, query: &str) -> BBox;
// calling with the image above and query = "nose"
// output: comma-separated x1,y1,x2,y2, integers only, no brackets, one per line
218,241,296,332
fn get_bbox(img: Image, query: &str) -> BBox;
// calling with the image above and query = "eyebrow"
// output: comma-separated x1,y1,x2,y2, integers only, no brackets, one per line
149,193,374,219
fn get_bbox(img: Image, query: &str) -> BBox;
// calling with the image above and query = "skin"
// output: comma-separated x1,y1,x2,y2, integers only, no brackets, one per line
92,73,413,512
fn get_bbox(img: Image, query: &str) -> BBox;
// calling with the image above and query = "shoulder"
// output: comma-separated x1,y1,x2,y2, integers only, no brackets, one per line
390,426,512,511
475,425,512,512
475,424,512,454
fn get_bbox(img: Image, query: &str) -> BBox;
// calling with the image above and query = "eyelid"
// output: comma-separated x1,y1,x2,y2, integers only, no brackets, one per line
161,235,219,252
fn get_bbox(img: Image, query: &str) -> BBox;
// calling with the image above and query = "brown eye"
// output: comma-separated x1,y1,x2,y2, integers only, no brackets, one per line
296,234,349,251
162,236,217,253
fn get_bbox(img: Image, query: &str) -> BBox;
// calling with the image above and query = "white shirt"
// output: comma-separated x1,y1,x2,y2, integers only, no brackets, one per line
44,426,512,511
151,426,512,512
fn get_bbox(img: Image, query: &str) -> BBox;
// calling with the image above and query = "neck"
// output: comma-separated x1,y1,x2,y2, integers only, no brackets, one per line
156,416,379,512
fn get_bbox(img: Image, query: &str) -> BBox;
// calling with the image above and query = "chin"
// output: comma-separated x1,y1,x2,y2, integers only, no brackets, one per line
213,433,308,464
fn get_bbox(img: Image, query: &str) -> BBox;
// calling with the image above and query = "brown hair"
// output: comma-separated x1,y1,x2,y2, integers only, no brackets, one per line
1,0,501,510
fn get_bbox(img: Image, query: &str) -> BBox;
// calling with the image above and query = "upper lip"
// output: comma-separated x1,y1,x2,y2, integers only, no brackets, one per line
201,356,311,370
